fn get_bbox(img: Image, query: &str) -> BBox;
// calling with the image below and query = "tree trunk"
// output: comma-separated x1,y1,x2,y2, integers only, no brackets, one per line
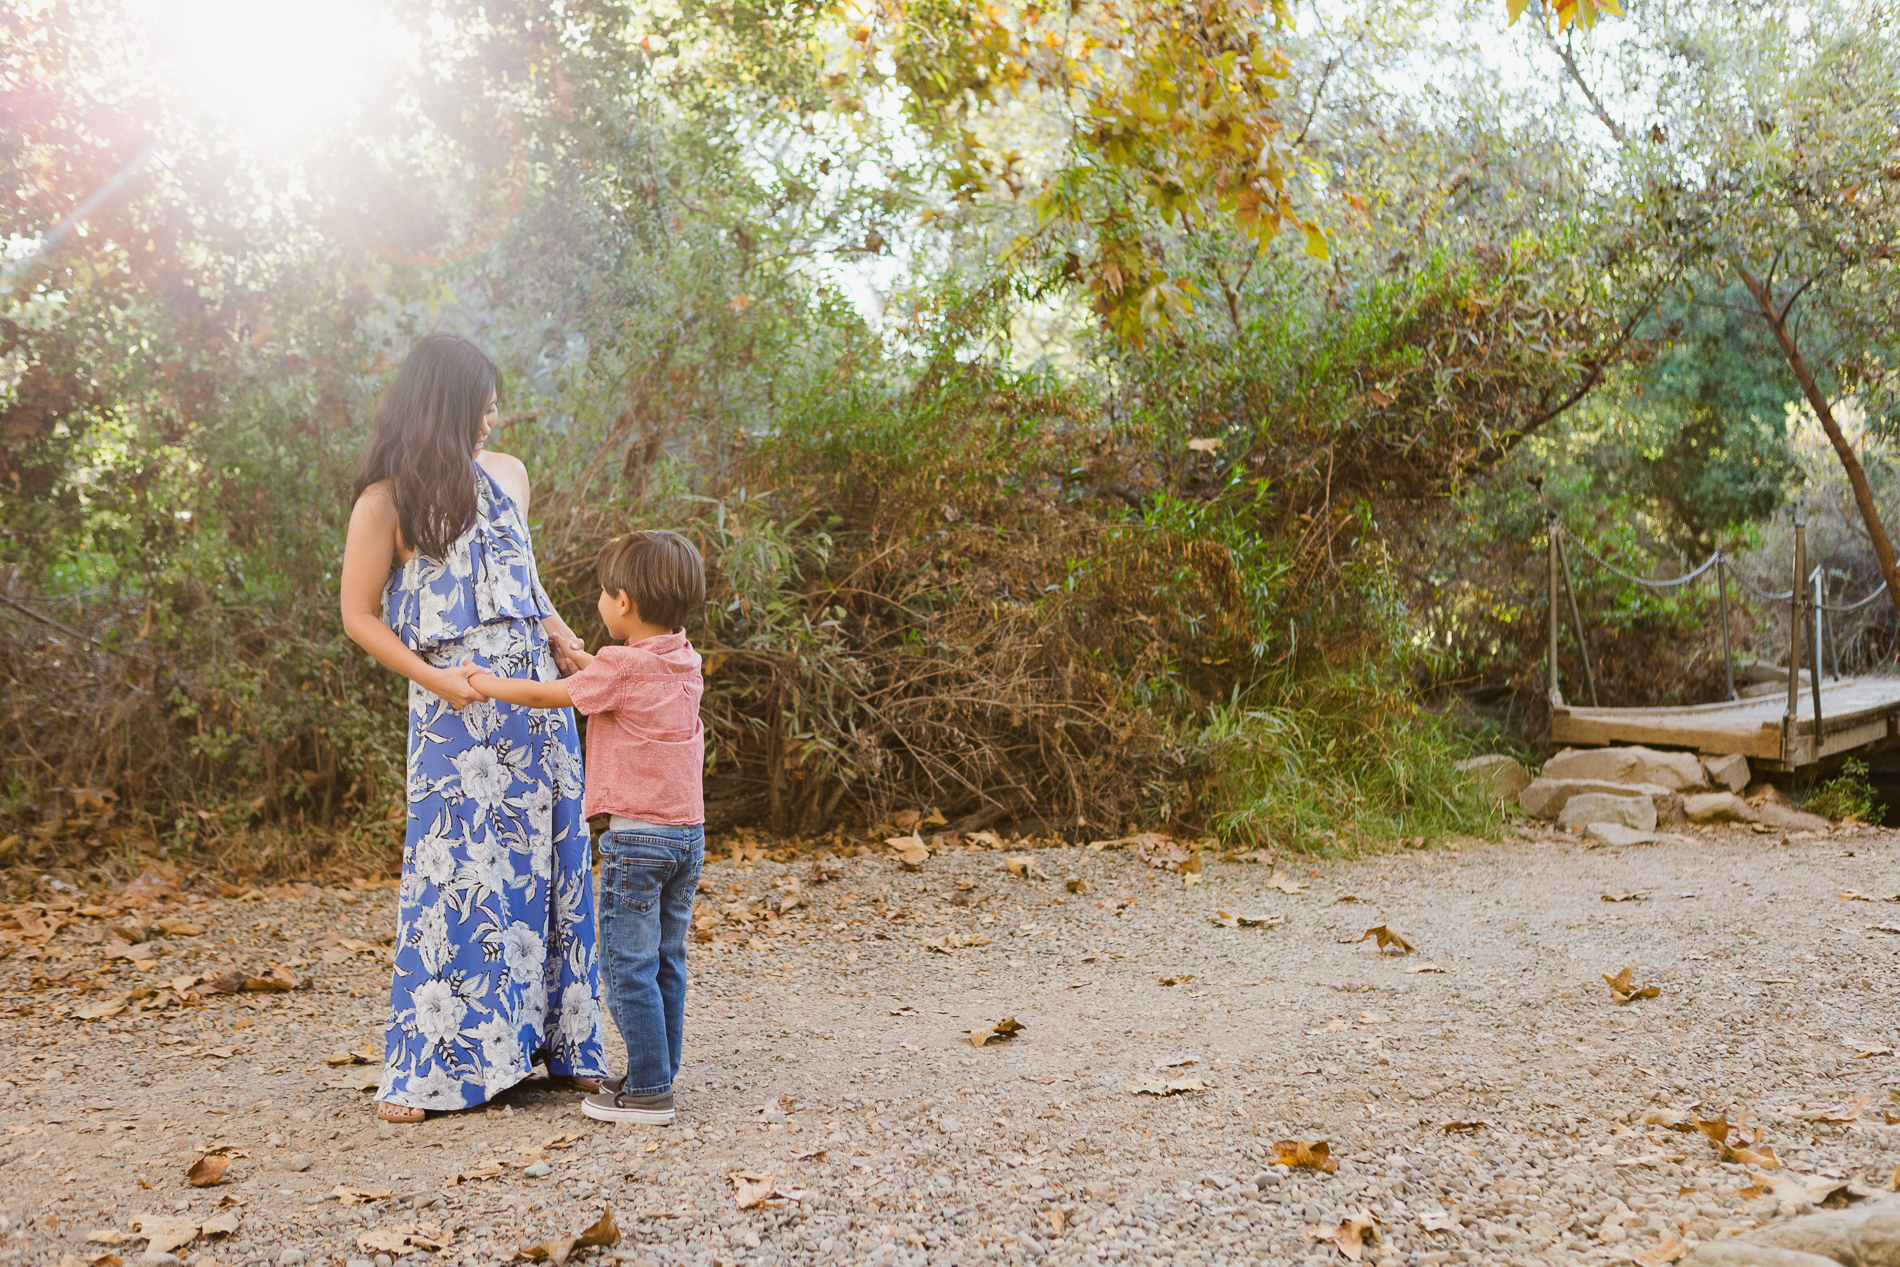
1738,265,1900,624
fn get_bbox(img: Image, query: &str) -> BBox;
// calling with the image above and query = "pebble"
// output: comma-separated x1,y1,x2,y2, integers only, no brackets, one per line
286,1152,313,1172
523,1159,552,1178
136,1254,180,1267
277,1252,306,1266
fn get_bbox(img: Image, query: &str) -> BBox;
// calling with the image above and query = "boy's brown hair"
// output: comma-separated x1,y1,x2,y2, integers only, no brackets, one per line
596,530,706,630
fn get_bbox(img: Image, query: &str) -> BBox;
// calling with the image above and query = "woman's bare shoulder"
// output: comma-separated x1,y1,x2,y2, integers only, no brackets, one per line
476,451,531,507
351,480,396,516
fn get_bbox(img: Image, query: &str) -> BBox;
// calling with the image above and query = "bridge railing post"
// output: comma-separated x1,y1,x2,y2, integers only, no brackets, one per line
1717,555,1738,701
1810,564,1826,744
1787,518,1806,762
1547,511,1564,712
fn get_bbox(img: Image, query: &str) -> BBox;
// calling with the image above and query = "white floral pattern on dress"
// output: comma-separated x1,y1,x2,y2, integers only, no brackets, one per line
375,466,605,1111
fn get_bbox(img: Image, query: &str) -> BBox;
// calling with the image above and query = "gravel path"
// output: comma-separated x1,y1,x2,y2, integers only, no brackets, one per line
5,822,1900,1267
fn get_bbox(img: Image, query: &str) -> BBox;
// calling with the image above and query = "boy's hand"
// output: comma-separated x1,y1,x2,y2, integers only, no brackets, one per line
550,633,586,675
564,645,595,672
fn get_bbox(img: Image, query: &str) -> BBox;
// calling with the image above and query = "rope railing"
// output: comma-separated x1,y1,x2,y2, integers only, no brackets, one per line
1545,512,1898,748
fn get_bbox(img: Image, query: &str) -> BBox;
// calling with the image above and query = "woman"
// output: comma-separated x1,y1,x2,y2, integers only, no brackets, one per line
339,333,606,1122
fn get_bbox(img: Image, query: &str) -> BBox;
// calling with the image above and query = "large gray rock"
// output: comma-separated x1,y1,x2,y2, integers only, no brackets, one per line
1542,745,1711,791
1736,659,1813,687
1518,778,1675,819
1702,752,1752,793
1755,802,1832,832
1455,754,1531,802
1684,1194,1900,1266
1583,822,1660,847
1683,791,1758,824
1557,793,1658,832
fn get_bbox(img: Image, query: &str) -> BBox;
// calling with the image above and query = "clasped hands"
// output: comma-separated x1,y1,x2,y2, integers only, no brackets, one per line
431,632,588,710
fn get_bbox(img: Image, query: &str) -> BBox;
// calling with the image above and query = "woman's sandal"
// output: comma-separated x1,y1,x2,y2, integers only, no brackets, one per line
376,1101,426,1124
560,1077,604,1093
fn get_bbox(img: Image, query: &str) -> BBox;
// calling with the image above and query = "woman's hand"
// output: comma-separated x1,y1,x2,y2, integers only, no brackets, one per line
432,660,487,710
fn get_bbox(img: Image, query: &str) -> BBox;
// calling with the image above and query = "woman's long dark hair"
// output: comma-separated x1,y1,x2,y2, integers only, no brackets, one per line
354,334,499,560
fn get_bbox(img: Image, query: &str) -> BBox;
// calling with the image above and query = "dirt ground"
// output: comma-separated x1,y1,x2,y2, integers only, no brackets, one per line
5,821,1900,1267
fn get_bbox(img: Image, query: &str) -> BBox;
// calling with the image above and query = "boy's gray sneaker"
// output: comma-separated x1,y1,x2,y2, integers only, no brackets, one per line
581,1087,674,1124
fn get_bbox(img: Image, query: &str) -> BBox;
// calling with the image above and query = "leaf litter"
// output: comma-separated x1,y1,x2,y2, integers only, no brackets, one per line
513,1206,618,1263
1356,926,1415,954
1603,966,1662,1003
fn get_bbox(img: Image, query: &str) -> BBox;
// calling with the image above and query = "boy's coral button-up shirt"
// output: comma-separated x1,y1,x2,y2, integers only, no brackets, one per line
561,629,705,825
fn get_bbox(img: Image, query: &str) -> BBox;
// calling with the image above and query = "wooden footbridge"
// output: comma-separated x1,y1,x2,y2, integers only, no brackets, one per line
1543,515,1900,772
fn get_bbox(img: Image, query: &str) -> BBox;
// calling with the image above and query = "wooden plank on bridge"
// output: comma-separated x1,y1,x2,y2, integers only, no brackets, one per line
1550,675,1900,771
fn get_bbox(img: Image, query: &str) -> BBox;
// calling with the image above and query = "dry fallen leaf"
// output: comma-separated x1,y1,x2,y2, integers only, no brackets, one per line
1357,926,1415,954
1304,1209,1379,1263
1003,855,1049,881
1152,1054,1199,1069
729,1173,807,1210
1798,1093,1873,1124
1210,910,1282,929
1187,436,1223,454
185,1154,230,1187
448,1163,503,1185
1157,975,1196,986
1266,871,1309,895
1440,1121,1486,1135
970,1017,1024,1048
1417,1209,1459,1233
512,1205,618,1264
332,1185,393,1206
154,919,205,935
1065,878,1092,894
1403,961,1448,974
886,833,929,870
1603,966,1661,1003
1601,891,1647,902
73,997,128,1021
127,1215,204,1256
1125,1077,1207,1096
1638,1234,1692,1266
1272,1139,1337,1173
357,1224,450,1254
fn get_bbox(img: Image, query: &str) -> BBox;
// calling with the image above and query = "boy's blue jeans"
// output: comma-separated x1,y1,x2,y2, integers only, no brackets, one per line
597,823,703,1096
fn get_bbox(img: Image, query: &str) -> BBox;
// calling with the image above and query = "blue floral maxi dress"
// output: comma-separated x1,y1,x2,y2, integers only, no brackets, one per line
375,465,606,1110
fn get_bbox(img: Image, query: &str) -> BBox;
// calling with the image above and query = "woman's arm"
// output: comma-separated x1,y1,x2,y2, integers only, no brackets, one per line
470,671,573,710
340,485,484,709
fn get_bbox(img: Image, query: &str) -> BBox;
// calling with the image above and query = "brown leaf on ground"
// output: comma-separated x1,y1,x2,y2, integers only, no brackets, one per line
730,1173,806,1209
127,1215,203,1256
1157,975,1196,986
1850,1042,1894,1058
1152,1054,1198,1069
1210,910,1282,929
1638,1234,1692,1266
1603,966,1661,1003
357,1225,450,1254
332,1185,393,1205
1403,962,1448,974
1601,891,1647,902
1066,878,1092,894
970,1017,1024,1048
1643,1108,1694,1130
1272,1139,1337,1173
1440,1121,1486,1135
1838,891,1876,902
1125,1077,1206,1096
1266,872,1309,895
73,997,128,1021
1304,1209,1378,1262
448,1163,503,1185
1417,1209,1459,1232
1045,1206,1069,1234
965,831,1003,848
887,833,929,869
513,1206,618,1264
184,1154,229,1187
322,1046,378,1067
1003,855,1049,880
101,942,157,962
1357,926,1415,954
154,919,205,935
1798,1093,1873,1124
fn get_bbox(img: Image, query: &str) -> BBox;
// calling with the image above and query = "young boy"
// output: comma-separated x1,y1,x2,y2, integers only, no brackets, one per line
470,529,707,1125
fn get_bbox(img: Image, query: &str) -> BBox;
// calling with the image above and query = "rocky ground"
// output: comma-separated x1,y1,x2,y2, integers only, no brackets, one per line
5,819,1900,1267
